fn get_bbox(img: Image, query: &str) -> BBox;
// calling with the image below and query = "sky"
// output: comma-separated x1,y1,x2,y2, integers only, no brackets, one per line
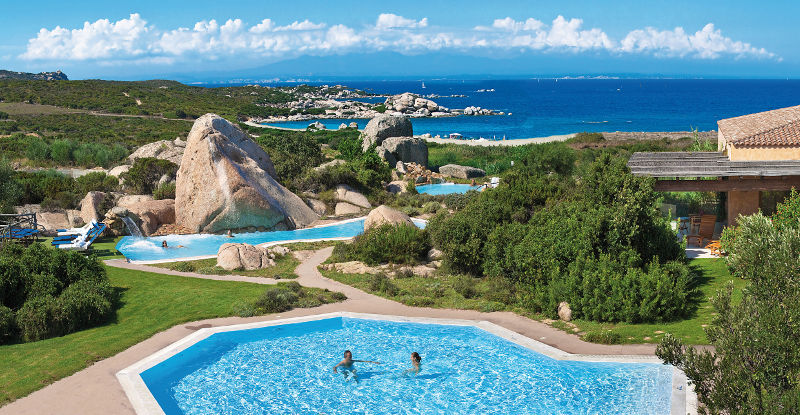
0,0,797,80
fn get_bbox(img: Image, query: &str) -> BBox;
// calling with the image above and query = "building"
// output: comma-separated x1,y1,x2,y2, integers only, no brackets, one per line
628,104,800,225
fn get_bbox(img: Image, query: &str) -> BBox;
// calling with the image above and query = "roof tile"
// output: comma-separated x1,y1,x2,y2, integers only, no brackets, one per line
718,105,800,147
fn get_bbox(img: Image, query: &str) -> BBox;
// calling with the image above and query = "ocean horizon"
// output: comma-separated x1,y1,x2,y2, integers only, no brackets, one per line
220,78,800,139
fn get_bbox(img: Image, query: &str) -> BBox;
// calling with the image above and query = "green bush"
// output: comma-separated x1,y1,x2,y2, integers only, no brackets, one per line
122,157,177,195
368,273,399,296
0,111,8,120
453,276,477,299
772,188,800,231
582,330,623,344
25,137,50,161
75,171,118,195
0,305,16,344
331,224,431,265
253,286,299,313
255,130,325,182
568,132,605,144
170,262,196,272
0,159,22,213
153,182,176,200
422,201,442,214
50,139,75,164
0,243,115,343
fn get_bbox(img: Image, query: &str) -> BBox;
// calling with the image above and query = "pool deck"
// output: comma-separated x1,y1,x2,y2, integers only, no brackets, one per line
1,247,697,415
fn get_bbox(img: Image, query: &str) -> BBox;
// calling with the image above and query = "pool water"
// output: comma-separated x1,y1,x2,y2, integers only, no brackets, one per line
115,218,425,262
141,317,673,414
415,182,481,195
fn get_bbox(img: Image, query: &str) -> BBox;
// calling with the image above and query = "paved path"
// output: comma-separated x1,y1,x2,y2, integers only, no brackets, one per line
2,247,659,414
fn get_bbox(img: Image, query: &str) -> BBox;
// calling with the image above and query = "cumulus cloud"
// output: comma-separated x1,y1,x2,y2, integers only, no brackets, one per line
20,13,778,64
375,13,428,30
620,23,776,59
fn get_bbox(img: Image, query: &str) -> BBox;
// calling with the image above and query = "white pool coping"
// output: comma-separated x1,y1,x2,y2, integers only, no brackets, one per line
117,312,696,415
121,217,427,265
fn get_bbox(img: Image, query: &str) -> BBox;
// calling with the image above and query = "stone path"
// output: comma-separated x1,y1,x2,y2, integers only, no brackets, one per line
2,247,660,415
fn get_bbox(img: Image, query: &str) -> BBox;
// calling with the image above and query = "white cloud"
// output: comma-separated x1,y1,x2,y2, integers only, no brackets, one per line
20,13,778,64
620,23,775,59
375,14,428,30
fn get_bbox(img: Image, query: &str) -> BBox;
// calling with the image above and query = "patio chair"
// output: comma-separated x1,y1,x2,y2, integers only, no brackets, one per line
54,222,106,251
686,214,717,248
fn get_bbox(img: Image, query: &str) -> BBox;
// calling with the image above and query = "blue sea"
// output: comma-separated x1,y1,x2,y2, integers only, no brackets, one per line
249,79,800,139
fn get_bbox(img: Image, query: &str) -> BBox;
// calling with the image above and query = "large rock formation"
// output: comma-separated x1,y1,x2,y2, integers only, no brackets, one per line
117,195,175,235
176,114,317,233
377,137,428,167
384,92,445,115
335,185,371,209
217,243,288,271
439,164,486,179
364,205,414,231
361,115,413,151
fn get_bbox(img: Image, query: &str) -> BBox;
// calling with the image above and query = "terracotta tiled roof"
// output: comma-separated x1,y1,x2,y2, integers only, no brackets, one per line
718,105,800,147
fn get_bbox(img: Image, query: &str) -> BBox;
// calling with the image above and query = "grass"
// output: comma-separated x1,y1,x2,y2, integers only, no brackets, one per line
151,255,300,279
0,265,345,406
321,258,744,345
0,102,81,116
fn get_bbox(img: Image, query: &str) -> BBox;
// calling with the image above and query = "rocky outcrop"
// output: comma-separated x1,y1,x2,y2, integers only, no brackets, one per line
117,196,175,235
427,248,443,261
15,205,83,235
377,137,428,167
335,185,371,209
128,139,185,165
335,202,362,216
386,180,408,194
364,205,414,231
360,115,413,151
384,92,444,116
176,114,318,233
314,159,346,172
305,199,327,216
439,164,486,179
79,191,107,223
107,165,131,178
216,243,288,271
321,261,437,278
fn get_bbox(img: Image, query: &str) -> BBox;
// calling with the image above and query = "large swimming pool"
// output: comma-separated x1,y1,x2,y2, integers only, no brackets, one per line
130,316,675,414
415,182,481,195
116,218,426,263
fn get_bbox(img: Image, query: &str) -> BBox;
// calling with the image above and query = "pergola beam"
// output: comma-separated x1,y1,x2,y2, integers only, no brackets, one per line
654,177,800,192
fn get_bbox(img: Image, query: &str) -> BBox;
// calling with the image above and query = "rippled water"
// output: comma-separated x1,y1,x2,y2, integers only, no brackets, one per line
415,183,481,195
141,318,673,414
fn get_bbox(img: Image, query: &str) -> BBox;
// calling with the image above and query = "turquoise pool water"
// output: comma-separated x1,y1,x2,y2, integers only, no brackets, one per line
141,317,673,414
415,183,480,195
116,218,425,262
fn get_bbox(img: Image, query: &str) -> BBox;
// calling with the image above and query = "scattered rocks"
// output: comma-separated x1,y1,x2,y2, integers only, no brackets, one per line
426,248,443,261
335,202,362,216
175,114,318,233
558,302,572,322
107,165,131,178
386,180,408,194
308,121,326,130
338,123,348,130
360,115,413,151
348,122,359,128
364,205,414,231
384,92,443,115
217,243,288,271
321,261,437,278
314,159,346,172
439,164,486,179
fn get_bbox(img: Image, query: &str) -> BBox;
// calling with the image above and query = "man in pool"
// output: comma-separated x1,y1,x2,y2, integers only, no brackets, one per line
333,350,380,381
404,352,422,376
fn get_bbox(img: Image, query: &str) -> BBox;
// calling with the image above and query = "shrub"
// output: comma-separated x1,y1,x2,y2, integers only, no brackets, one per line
15,296,57,342
75,171,118,195
0,159,22,213
54,280,114,333
582,330,623,344
368,273,399,296
153,182,176,200
0,111,8,119
331,224,431,265
253,286,299,313
422,201,442,214
25,137,50,161
170,262,196,272
772,188,800,231
50,139,75,164
122,157,177,195
0,305,16,344
569,132,605,144
453,276,477,299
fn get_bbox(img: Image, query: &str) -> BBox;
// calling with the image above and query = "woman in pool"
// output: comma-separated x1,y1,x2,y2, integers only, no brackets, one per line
404,352,422,376
333,350,380,381
161,240,184,249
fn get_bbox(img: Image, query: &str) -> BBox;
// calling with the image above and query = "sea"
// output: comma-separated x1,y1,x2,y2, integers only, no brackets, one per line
216,79,800,140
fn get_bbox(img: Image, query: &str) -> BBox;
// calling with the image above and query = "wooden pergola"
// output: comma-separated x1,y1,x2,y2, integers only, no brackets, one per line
628,151,800,223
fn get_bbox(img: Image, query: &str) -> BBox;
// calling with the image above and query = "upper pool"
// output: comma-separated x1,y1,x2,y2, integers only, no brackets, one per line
135,316,675,414
415,182,481,195
116,218,426,263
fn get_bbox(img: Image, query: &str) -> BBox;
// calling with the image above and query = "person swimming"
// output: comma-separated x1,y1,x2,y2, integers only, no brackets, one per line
161,240,184,249
403,352,422,376
333,350,380,381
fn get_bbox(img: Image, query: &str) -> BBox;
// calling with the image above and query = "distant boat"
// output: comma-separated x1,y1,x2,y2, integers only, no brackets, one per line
449,133,462,139
421,82,426,89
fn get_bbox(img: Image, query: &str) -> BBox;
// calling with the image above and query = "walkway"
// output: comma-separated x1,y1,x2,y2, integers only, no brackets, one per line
2,247,660,415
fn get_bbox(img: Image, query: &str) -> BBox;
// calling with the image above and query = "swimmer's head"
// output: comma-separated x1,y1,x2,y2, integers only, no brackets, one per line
411,352,421,363
344,350,352,358
161,240,168,248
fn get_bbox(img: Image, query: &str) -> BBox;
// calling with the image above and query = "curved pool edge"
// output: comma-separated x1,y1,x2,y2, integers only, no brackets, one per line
116,312,697,415
117,217,427,265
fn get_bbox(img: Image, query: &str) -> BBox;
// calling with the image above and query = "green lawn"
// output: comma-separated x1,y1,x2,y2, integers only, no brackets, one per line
152,255,300,279
0,264,343,406
322,258,744,345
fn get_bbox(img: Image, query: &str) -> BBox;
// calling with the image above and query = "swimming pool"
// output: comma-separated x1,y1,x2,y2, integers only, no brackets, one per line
415,182,481,195
119,314,683,414
115,218,426,263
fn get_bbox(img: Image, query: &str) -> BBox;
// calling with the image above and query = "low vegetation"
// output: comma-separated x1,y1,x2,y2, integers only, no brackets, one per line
330,224,431,265
233,281,346,316
3,168,118,211
0,244,116,344
152,255,300,279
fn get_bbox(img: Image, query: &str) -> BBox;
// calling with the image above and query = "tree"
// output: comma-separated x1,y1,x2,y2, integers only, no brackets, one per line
0,160,22,213
657,213,800,414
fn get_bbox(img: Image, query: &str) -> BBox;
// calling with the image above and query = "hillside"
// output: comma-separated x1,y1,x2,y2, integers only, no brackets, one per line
0,70,68,81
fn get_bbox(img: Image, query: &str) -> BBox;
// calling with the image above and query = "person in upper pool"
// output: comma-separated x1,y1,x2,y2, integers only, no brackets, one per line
404,352,422,376
161,240,184,249
333,350,380,381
